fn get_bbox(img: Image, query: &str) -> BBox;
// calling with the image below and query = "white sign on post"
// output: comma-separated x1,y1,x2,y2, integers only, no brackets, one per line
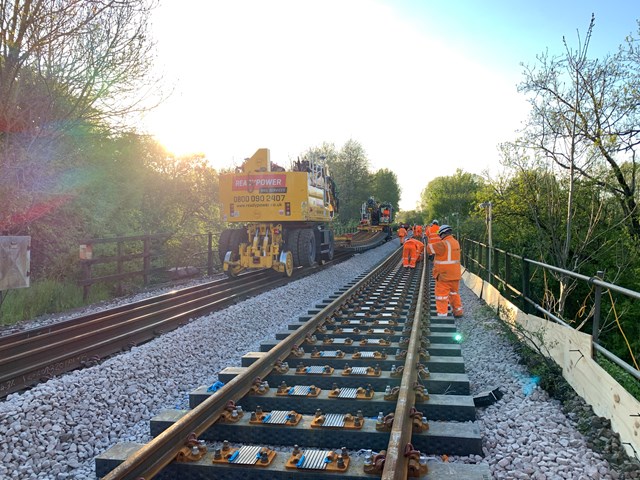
0,236,31,290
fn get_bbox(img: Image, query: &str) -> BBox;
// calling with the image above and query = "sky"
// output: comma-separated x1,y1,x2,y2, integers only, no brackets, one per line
139,0,639,211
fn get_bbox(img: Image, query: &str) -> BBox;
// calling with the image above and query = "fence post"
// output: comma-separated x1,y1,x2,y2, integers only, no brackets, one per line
522,255,531,314
484,245,491,285
207,232,214,276
143,236,150,286
492,247,499,286
462,238,468,270
505,253,512,299
116,240,123,295
591,270,605,356
471,241,477,275
82,261,91,302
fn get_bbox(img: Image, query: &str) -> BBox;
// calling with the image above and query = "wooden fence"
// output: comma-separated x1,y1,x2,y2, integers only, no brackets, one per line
78,233,219,300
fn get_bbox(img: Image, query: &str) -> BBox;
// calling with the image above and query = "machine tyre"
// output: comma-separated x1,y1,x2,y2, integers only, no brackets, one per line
282,251,294,277
298,228,317,267
322,229,335,262
229,229,246,260
287,229,301,267
218,229,234,264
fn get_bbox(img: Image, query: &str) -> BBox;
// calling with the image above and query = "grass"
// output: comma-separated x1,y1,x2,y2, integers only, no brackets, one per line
0,279,111,326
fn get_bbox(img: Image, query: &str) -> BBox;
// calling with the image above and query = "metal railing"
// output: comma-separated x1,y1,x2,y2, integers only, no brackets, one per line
462,238,640,382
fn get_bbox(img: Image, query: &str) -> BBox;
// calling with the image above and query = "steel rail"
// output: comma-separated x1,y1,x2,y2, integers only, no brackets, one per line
0,251,362,398
0,271,276,356
0,270,269,345
0,273,288,397
382,252,427,479
102,250,402,480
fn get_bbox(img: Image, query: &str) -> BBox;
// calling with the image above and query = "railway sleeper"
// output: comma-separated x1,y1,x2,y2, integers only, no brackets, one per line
216,366,471,395
240,351,466,374
150,409,483,456
188,386,477,421
262,338,462,357
96,442,492,480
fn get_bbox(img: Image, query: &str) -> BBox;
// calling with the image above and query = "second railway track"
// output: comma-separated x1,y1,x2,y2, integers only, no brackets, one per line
96,248,491,479
0,250,357,399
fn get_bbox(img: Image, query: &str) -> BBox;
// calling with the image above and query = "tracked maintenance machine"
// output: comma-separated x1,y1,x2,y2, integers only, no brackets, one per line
334,197,394,251
359,197,394,241
218,148,338,277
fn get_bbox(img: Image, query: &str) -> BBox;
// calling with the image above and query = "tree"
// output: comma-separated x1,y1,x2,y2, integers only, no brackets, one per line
516,15,636,315
371,168,401,214
0,0,159,130
419,169,483,223
325,139,372,222
0,0,160,235
519,15,640,240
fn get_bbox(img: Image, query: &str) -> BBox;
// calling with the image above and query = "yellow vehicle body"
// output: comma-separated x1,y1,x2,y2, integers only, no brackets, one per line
218,148,337,277
219,153,334,223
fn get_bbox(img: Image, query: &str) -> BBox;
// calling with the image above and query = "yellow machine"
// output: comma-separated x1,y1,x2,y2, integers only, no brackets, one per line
358,197,394,240
218,148,338,276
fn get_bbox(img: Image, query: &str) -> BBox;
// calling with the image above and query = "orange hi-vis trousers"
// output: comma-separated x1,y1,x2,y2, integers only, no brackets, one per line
434,279,464,317
402,243,418,267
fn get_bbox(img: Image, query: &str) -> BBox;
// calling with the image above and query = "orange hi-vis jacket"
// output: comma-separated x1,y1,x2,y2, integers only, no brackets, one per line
428,224,441,244
427,235,461,281
397,227,407,243
414,225,423,238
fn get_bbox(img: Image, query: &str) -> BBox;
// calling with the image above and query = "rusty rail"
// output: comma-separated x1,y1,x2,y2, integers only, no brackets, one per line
382,255,427,479
101,250,402,480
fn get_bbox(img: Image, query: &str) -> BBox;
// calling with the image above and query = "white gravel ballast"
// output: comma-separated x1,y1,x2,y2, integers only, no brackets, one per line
0,239,629,479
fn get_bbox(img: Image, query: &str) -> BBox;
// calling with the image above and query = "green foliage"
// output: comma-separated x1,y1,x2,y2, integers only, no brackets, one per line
305,140,373,223
420,169,483,224
518,15,640,241
597,356,640,402
330,140,372,222
371,169,401,213
0,280,110,326
395,210,425,226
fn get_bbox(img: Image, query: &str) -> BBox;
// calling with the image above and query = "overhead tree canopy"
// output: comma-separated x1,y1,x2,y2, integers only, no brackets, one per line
518,14,640,239
0,0,160,235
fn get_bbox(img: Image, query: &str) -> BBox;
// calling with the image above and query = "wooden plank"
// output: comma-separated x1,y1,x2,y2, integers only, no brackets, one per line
463,271,640,459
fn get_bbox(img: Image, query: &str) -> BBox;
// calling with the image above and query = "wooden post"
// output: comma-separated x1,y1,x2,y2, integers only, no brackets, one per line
505,253,512,300
82,261,91,302
591,271,605,356
522,255,531,314
143,236,151,286
117,241,123,295
207,232,214,276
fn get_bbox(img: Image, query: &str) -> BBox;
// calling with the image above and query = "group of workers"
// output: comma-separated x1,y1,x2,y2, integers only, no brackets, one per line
397,220,464,318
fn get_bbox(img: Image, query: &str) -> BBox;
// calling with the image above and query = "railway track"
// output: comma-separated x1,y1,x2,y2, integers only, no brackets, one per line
336,230,391,253
0,251,355,399
96,251,491,479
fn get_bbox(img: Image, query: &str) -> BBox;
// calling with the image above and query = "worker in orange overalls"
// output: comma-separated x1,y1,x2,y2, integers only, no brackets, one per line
414,224,423,240
415,236,425,262
397,225,407,244
426,220,441,260
427,220,440,245
427,224,463,317
402,236,424,268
